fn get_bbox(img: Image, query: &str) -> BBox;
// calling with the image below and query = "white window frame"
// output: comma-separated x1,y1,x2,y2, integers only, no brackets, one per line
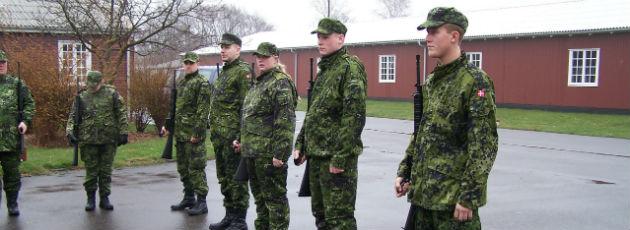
567,48,600,87
466,52,483,68
58,40,92,81
378,55,396,83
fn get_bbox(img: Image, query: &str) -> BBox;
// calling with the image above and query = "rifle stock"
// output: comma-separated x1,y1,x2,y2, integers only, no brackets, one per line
71,71,81,166
161,69,177,159
16,62,27,161
402,54,424,230
296,58,315,197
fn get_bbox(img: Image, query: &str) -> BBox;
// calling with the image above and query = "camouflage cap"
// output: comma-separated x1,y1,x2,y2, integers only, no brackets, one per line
182,52,199,63
0,50,8,61
219,33,242,46
417,7,468,32
311,18,347,35
253,42,279,57
87,71,103,83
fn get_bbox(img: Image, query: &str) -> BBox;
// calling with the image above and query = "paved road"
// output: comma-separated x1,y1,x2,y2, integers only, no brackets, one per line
1,112,628,230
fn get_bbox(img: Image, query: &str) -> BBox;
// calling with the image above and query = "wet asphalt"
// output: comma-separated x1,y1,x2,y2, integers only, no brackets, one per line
1,112,628,230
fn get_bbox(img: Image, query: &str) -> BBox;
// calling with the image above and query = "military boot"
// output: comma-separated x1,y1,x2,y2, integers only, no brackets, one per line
225,209,247,230
7,192,20,216
171,191,195,211
85,191,96,211
99,196,114,211
187,194,208,216
209,209,235,230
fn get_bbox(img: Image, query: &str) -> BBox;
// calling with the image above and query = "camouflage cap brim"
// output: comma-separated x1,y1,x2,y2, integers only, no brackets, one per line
253,51,271,57
311,27,332,35
417,20,446,31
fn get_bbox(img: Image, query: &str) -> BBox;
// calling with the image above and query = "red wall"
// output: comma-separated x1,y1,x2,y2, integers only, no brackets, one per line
199,32,630,110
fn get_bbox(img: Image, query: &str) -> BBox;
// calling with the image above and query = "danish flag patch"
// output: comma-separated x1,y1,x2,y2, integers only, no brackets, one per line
477,89,485,97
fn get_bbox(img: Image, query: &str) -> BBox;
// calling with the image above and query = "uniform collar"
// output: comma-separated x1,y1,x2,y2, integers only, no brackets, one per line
223,57,242,69
185,70,199,79
319,47,347,69
256,65,280,82
432,52,467,77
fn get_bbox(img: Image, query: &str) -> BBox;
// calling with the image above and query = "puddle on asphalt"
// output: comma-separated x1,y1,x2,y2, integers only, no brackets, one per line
591,180,615,185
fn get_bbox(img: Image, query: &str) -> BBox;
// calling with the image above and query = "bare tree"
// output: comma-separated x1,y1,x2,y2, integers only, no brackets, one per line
135,4,274,67
38,0,208,82
376,0,410,18
311,0,351,23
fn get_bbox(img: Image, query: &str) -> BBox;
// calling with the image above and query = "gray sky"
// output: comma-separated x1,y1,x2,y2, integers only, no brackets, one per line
221,0,586,31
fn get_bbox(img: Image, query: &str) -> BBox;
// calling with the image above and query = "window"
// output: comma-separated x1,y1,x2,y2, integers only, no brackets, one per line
58,40,92,81
568,48,599,87
466,52,482,68
379,55,396,83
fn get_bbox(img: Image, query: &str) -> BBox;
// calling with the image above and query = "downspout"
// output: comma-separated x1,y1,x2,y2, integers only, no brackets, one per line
289,48,298,93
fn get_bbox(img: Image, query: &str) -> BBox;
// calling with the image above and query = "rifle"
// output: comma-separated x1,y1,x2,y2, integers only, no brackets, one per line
16,62,27,161
71,72,82,166
296,58,315,197
161,69,177,159
402,54,423,230
233,62,257,182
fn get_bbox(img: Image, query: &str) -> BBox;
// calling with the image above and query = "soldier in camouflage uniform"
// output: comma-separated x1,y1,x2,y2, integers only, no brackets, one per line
293,18,368,230
233,42,297,230
162,52,212,216
395,7,498,230
66,70,128,211
208,33,251,230
0,50,35,216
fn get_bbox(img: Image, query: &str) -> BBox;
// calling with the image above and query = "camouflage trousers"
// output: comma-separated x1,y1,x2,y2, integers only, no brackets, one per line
176,140,208,196
212,135,249,212
0,151,21,194
309,155,358,230
81,144,116,196
247,156,290,230
412,205,481,230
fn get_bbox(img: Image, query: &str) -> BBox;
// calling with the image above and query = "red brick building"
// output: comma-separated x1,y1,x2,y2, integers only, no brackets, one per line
195,1,630,112
0,0,131,94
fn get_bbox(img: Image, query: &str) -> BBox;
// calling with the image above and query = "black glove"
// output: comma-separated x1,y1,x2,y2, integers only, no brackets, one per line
67,133,78,145
118,134,128,146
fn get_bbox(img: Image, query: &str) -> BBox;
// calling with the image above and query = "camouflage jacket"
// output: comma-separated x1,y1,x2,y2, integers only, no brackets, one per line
209,58,251,140
294,47,367,169
240,66,297,161
66,85,127,145
397,54,498,210
0,75,35,152
171,70,212,141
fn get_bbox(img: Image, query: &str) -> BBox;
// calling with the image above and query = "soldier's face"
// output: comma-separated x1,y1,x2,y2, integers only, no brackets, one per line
183,61,198,74
426,26,458,59
0,60,7,75
220,44,241,62
317,33,344,56
255,55,277,73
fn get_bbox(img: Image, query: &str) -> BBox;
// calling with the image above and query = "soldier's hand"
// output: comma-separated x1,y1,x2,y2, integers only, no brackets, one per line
67,133,78,145
329,166,344,174
395,177,410,197
118,134,128,146
272,157,284,168
453,203,473,221
292,149,306,166
232,140,241,153
18,122,27,134
160,126,168,136
190,136,200,144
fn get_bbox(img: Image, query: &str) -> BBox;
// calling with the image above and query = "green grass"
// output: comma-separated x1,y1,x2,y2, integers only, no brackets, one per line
19,137,215,176
297,99,630,139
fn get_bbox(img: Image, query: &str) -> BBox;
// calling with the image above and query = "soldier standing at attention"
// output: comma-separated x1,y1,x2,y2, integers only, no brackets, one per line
0,50,35,216
208,33,251,230
292,18,368,230
394,7,499,230
232,42,297,230
66,70,128,212
162,52,212,216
